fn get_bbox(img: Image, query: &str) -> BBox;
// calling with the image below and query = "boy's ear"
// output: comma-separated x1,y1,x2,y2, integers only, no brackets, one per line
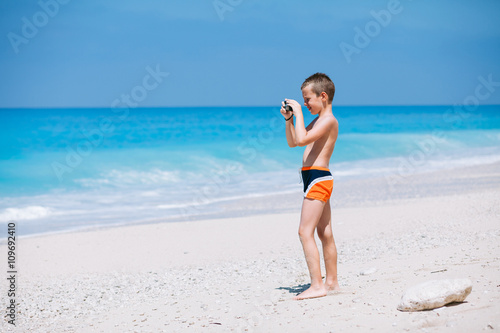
320,91,328,102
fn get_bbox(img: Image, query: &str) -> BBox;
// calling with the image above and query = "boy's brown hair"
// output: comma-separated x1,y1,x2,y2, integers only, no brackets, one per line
301,73,335,104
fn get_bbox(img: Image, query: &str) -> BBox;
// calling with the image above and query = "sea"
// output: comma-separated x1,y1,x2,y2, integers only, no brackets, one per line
1,105,500,237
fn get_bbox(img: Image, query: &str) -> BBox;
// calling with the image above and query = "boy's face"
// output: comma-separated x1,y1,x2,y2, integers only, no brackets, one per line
302,84,325,115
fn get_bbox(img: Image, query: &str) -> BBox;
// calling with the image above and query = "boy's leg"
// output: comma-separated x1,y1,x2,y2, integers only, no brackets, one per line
294,198,327,300
316,199,340,291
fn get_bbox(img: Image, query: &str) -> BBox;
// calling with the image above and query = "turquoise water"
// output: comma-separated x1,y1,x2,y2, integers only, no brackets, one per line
1,105,499,235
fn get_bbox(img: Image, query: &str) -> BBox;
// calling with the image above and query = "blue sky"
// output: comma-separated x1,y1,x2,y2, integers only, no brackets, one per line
1,0,499,107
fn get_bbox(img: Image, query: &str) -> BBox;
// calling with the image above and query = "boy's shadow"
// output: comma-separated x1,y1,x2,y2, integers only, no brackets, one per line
276,283,310,295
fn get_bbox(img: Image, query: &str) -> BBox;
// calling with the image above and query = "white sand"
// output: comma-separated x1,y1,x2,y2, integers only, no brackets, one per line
1,165,500,332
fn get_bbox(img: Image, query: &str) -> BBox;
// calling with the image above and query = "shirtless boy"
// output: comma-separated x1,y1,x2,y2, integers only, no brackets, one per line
281,73,340,300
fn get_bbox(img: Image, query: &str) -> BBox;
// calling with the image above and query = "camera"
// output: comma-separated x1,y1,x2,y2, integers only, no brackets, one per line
283,100,293,112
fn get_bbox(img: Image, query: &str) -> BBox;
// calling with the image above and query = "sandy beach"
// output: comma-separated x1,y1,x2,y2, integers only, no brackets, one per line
1,162,499,332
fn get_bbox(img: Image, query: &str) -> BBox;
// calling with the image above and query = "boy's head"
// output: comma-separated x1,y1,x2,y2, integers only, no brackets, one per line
301,73,335,113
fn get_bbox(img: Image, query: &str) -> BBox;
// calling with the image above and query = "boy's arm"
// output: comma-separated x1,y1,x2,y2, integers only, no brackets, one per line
287,99,334,147
281,102,297,147
285,118,297,147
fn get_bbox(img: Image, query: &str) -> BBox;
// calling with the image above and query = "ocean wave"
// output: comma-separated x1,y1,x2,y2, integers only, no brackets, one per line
75,168,182,187
1,145,499,236
332,146,500,179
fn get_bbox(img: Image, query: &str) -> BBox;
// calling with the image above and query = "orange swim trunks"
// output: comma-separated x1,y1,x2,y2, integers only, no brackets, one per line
300,166,334,202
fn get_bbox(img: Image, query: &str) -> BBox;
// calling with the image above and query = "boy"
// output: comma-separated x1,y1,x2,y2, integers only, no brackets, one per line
281,73,340,300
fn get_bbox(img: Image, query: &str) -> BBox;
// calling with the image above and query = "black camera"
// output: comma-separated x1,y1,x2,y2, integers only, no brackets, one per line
283,100,293,112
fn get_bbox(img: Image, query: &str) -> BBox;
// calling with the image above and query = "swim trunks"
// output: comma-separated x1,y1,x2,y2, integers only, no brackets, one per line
300,166,333,202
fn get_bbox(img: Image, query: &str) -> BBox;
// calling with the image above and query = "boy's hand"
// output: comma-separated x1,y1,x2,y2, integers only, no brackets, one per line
284,99,302,115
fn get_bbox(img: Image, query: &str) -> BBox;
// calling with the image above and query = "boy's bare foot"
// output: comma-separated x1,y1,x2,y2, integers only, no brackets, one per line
293,285,327,300
325,281,341,292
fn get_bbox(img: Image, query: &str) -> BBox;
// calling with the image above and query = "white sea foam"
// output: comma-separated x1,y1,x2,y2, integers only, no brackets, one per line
156,188,299,210
0,206,55,222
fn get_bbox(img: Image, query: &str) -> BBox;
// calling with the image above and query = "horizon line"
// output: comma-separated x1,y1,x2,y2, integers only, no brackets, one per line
1,103,499,110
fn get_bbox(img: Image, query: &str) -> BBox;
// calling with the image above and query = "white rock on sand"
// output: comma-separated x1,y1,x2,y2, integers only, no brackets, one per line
397,278,473,312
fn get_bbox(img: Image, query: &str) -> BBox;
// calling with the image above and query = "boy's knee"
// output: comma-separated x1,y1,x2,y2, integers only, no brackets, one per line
298,227,313,240
317,229,333,242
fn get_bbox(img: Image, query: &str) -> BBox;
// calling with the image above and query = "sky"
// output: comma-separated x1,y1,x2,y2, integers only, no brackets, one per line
1,0,499,108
